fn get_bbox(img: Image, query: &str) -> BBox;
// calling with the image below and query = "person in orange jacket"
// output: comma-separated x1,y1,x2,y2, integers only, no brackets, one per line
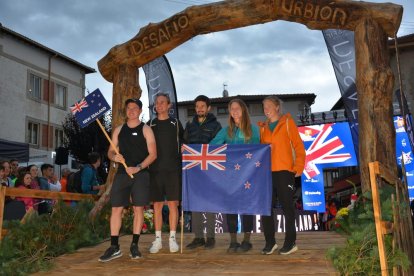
258,95,306,255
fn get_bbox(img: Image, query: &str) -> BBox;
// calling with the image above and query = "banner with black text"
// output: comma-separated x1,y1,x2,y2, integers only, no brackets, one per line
323,29,359,158
142,55,178,120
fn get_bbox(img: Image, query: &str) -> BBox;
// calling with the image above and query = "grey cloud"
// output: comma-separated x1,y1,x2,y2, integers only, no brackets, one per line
1,0,413,113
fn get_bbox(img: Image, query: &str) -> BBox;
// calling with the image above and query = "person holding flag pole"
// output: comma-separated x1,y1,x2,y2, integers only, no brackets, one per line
98,98,157,262
210,98,260,253
71,90,157,262
70,89,132,178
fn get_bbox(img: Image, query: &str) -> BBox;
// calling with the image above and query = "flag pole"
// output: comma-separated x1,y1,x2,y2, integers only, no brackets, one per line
95,119,133,179
180,207,184,253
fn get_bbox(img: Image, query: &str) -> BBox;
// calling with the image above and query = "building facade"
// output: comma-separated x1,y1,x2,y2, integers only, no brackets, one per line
177,93,316,127
389,33,414,113
0,24,95,167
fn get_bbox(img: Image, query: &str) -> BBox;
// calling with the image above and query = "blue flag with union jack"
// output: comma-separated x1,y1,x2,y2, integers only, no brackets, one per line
70,88,110,128
299,122,358,212
182,144,272,216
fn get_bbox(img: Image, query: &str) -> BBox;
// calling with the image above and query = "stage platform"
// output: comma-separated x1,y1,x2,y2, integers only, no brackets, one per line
35,231,344,275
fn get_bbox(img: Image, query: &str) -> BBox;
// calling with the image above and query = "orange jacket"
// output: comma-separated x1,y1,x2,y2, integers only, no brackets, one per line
258,113,306,174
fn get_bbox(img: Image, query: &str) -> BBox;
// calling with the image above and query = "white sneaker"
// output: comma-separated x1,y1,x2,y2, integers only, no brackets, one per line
169,237,179,253
149,239,162,254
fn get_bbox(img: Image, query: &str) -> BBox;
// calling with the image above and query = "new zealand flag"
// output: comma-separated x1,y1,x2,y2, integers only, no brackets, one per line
182,144,272,216
70,88,110,128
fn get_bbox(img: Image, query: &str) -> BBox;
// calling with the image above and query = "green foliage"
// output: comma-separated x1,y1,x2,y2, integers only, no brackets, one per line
0,200,110,275
327,187,411,275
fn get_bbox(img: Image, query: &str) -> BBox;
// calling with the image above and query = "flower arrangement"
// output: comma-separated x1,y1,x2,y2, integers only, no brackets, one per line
142,208,154,234
122,207,155,234
335,207,349,219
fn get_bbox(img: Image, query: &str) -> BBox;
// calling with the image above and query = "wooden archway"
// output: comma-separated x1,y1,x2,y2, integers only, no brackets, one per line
96,0,403,197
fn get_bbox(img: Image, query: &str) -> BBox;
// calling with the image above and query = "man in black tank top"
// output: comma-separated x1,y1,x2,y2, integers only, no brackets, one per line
99,98,157,262
148,93,184,254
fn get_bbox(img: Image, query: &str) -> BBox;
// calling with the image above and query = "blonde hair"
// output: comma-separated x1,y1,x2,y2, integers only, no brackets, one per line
263,95,282,123
227,99,252,142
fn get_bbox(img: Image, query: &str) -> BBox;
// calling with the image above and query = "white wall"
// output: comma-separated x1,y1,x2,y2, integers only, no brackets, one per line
0,31,89,168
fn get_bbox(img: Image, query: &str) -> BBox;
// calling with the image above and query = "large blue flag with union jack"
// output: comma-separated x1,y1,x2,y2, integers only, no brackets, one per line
70,88,110,128
299,122,358,212
182,144,272,216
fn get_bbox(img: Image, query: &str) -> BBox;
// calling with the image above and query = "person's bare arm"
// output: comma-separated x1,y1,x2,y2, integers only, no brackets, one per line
107,125,125,164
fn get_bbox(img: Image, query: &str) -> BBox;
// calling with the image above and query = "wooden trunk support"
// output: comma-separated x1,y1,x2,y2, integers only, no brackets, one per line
98,0,402,82
355,18,397,192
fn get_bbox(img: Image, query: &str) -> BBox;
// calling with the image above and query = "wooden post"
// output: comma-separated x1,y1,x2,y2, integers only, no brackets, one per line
355,18,397,193
369,162,388,276
180,208,184,254
89,64,141,219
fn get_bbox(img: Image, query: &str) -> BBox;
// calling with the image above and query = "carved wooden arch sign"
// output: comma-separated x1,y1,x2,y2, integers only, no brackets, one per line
98,0,402,81
98,0,403,193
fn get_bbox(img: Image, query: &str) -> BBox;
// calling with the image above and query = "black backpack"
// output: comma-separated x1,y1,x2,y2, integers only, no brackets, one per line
67,167,84,193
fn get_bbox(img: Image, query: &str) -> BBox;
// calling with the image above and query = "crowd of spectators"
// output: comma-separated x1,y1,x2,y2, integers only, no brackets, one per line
1,153,105,218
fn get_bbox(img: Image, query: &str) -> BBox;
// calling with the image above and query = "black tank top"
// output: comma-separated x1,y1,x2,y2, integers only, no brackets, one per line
118,122,148,173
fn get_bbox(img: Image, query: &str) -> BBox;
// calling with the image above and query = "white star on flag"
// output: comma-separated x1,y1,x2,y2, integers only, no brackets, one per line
255,161,261,167
245,152,252,159
234,164,241,170
244,181,251,189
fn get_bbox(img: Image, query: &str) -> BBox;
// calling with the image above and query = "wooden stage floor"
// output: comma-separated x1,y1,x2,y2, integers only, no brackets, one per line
36,231,344,275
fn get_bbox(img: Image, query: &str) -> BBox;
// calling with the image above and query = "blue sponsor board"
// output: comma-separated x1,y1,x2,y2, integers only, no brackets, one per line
299,122,358,212
394,116,414,201
300,118,414,212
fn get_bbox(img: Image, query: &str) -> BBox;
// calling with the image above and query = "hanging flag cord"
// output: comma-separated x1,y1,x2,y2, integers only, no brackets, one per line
394,33,405,118
394,33,411,180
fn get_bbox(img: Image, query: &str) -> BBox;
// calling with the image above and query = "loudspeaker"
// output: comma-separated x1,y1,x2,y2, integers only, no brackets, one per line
55,147,69,165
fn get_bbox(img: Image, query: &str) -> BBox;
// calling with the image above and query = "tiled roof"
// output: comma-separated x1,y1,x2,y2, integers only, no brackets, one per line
178,93,316,106
0,23,96,74
389,33,414,49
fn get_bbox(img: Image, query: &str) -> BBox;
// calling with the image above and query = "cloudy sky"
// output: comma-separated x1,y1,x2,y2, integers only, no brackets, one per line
1,0,413,119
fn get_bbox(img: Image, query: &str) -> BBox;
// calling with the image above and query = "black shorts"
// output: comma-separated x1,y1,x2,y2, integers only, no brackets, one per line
150,170,181,202
110,171,150,207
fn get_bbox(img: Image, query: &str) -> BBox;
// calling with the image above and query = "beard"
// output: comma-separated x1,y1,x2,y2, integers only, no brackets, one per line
197,114,206,119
